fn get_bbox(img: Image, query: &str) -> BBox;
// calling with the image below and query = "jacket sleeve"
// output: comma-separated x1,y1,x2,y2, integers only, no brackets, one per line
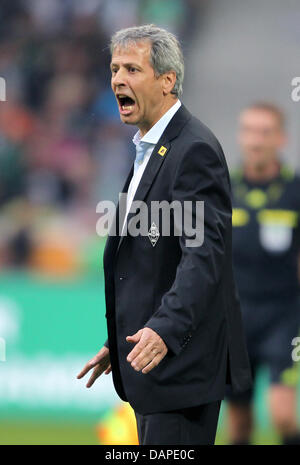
144,141,232,356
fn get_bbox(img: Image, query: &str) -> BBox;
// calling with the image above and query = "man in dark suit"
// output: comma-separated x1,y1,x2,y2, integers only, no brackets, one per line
77,24,251,445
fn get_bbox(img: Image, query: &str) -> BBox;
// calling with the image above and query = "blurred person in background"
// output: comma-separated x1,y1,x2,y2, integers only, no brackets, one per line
0,0,203,276
227,103,300,445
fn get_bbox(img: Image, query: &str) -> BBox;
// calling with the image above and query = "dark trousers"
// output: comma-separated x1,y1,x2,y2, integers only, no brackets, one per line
134,400,221,445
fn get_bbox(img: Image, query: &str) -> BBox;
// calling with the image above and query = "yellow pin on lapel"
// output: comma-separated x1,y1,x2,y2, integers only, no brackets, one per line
158,145,167,156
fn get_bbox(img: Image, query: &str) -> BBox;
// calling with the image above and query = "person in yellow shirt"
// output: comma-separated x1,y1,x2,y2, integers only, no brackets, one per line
227,103,300,445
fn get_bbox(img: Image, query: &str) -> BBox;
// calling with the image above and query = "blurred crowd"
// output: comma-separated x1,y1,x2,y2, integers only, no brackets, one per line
0,0,205,276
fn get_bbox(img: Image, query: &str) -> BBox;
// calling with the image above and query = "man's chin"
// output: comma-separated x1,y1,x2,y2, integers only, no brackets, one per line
119,113,138,125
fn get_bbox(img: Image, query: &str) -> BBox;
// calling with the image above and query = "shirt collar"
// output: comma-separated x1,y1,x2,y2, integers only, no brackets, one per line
132,99,182,147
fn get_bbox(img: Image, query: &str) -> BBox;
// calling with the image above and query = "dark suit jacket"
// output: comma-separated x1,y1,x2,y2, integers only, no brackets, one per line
103,104,252,415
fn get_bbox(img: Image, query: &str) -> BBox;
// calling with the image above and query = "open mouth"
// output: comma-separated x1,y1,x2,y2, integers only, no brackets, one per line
117,94,136,115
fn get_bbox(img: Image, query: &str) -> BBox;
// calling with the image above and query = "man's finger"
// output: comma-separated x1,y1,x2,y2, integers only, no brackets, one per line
130,347,159,371
127,340,149,363
105,364,112,375
77,351,108,379
77,361,95,379
141,353,164,374
86,365,104,388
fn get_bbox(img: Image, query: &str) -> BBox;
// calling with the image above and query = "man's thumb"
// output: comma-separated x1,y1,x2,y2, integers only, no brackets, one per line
126,329,142,343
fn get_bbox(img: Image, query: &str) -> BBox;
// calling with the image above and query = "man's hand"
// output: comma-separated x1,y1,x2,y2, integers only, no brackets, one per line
77,346,111,388
126,327,168,374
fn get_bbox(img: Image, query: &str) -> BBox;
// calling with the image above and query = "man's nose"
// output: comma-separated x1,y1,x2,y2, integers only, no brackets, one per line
112,69,127,88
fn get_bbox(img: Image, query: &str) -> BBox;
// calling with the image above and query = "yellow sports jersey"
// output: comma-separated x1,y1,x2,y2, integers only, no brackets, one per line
231,163,300,301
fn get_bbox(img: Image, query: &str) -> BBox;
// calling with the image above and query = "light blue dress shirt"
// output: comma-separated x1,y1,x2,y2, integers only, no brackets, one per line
121,99,182,234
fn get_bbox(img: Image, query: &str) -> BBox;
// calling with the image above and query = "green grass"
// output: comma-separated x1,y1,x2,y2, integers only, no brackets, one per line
0,420,281,445
215,429,281,445
0,421,100,445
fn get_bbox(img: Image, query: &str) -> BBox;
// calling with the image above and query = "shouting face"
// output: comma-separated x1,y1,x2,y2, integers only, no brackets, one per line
110,40,176,136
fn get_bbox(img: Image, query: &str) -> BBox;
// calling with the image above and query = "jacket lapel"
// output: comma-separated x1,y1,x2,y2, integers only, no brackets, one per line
105,104,192,262
103,164,133,268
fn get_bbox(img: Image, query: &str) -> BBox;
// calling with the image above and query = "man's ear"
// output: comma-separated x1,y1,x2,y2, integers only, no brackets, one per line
162,70,177,96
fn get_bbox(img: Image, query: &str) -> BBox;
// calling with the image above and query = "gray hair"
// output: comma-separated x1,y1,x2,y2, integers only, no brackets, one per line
110,24,184,98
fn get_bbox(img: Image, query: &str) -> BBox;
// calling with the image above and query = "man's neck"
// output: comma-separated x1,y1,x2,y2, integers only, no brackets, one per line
139,98,179,137
243,158,280,183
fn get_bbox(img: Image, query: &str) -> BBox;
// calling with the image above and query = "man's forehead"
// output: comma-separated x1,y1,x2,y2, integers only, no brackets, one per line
111,41,151,64
241,109,269,123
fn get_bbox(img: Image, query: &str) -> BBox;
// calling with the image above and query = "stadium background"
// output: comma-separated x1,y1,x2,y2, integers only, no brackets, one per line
0,0,299,445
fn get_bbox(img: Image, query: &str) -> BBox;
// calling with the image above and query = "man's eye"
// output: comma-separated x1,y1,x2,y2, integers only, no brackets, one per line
129,67,137,73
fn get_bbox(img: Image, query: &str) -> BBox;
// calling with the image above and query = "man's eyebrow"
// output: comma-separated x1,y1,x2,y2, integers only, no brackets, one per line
110,62,141,69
